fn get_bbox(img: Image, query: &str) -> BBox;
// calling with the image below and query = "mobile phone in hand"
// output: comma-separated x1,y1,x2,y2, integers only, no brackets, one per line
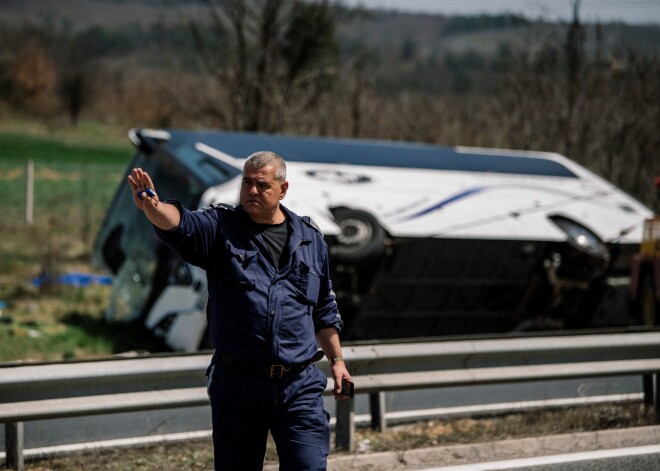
340,379,354,398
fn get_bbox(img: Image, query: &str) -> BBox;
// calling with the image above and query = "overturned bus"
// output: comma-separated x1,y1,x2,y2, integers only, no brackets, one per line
92,128,653,351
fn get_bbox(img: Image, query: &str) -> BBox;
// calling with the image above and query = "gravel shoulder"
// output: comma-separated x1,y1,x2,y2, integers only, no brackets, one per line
17,402,657,471
316,424,660,470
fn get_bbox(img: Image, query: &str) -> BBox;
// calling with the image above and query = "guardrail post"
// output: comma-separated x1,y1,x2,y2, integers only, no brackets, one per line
5,421,24,470
643,374,654,406
654,373,660,424
334,397,355,452
369,392,387,431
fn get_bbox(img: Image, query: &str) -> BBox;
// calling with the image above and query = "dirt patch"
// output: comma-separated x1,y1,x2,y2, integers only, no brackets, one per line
0,168,24,180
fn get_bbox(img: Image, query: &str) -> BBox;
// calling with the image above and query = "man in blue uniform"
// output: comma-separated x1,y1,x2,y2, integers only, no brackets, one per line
128,151,352,470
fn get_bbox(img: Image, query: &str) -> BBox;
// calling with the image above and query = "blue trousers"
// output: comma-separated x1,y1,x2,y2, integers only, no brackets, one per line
207,362,330,470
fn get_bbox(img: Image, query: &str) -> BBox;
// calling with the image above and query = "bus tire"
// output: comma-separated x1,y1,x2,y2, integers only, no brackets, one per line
330,208,386,265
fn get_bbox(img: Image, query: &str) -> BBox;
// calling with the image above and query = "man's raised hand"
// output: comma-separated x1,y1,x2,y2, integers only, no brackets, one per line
128,168,159,212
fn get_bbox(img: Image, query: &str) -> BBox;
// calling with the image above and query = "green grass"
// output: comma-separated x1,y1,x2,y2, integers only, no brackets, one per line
0,125,131,229
0,132,129,162
0,296,168,362
0,118,169,363
0,117,131,150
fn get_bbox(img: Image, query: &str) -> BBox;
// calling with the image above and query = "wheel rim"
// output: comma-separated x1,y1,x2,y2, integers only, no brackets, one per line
337,217,373,248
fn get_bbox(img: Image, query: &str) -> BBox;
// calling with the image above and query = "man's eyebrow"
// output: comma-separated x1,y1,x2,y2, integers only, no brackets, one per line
243,176,270,184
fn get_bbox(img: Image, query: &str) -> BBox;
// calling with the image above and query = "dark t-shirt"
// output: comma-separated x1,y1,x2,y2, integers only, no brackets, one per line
254,219,289,269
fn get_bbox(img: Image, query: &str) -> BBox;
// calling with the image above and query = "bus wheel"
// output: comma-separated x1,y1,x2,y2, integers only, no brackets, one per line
330,208,386,265
638,274,658,326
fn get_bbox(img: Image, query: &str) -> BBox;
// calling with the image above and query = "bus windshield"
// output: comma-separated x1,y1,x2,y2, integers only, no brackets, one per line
92,144,239,322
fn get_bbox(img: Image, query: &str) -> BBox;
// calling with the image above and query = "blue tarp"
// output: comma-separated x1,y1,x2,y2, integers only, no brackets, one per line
31,272,112,287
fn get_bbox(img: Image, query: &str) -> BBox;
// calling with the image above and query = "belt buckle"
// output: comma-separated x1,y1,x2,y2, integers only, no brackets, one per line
269,364,291,378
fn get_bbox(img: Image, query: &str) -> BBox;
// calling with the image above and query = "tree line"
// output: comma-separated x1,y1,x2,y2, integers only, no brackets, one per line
0,0,658,206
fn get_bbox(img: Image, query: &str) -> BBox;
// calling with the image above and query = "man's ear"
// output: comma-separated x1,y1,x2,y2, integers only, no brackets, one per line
280,180,289,200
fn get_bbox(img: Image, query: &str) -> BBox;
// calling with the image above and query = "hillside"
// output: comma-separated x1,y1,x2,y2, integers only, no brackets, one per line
339,8,660,54
2,0,658,98
0,0,183,29
2,0,658,63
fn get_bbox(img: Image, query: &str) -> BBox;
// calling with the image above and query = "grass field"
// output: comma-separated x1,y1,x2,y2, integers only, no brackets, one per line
0,119,130,231
0,118,168,363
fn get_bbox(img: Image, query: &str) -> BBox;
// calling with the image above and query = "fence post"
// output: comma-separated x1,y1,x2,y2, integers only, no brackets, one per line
5,421,24,470
334,397,355,452
369,392,387,431
25,160,34,225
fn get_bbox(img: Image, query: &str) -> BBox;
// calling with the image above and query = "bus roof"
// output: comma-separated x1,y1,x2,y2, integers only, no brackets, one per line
166,129,578,178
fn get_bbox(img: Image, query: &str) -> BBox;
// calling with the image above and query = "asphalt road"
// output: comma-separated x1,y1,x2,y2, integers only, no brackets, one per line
1,375,657,469
0,375,643,451
415,445,660,470
306,426,660,471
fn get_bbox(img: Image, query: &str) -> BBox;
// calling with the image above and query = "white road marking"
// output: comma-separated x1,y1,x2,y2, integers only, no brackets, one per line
415,444,660,470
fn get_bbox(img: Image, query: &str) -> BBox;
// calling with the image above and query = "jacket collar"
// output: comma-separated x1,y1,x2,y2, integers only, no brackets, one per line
235,204,311,246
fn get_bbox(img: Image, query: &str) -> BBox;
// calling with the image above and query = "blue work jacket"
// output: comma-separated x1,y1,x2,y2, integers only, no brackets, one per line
155,201,343,364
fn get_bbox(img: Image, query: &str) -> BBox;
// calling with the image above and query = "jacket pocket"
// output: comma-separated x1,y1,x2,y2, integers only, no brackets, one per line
225,242,257,289
300,261,321,305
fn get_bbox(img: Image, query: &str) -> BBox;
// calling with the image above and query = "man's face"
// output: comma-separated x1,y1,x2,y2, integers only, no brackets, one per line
240,164,288,223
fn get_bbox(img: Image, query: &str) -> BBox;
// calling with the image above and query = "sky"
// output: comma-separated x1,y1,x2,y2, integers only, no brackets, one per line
342,0,660,25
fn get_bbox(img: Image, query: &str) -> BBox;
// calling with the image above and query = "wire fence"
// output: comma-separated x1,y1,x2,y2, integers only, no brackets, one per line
0,158,126,276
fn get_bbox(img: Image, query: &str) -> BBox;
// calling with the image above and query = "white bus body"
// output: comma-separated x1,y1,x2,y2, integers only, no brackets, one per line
93,129,652,351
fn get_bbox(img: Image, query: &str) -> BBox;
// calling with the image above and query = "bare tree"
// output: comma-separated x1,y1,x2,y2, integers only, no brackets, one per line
9,39,58,114
59,69,89,126
563,0,585,156
189,0,340,132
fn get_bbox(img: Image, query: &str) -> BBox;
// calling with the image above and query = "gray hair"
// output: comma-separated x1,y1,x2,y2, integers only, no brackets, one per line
244,151,287,182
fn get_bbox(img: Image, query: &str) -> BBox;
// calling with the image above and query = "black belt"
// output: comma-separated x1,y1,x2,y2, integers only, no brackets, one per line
218,354,309,379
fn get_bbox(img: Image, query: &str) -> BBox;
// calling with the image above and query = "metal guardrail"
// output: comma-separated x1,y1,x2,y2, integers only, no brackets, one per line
2,331,660,470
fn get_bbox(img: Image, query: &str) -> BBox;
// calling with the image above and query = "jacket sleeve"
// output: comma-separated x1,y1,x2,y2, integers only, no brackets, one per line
153,200,219,270
313,248,344,334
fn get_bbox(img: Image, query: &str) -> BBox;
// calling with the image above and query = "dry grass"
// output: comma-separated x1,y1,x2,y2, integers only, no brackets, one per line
353,403,654,453
21,402,655,471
